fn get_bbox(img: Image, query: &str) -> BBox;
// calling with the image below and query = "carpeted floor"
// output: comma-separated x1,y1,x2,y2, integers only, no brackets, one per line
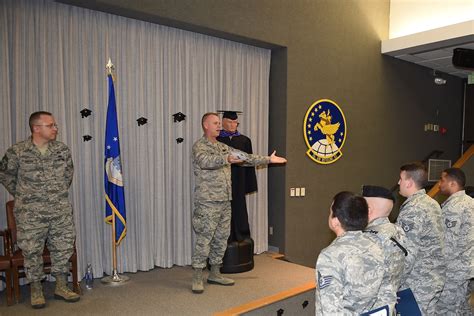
0,253,315,316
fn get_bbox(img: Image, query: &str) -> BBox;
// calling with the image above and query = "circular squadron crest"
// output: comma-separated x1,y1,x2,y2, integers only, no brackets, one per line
303,99,347,164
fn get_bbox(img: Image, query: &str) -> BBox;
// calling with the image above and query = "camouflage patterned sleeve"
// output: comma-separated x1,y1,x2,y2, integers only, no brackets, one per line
241,152,270,167
228,147,270,167
396,206,423,248
315,250,344,314
0,147,19,196
443,195,474,279
465,202,474,279
396,208,422,287
400,232,417,287
65,147,74,188
192,141,229,170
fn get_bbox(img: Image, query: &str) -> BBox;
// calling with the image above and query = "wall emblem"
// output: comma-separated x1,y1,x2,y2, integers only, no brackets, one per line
303,99,347,164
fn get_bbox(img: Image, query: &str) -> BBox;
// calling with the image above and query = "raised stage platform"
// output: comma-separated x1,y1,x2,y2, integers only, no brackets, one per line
0,253,316,315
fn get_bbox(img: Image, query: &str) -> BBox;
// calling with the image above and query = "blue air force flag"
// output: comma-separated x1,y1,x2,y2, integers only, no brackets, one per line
104,74,127,245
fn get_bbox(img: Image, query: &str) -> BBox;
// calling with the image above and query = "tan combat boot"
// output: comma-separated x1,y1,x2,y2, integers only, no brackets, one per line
207,265,234,286
30,281,46,309
192,268,204,294
54,274,80,302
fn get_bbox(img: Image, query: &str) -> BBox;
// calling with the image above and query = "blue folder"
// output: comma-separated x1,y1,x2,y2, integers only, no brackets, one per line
395,288,422,316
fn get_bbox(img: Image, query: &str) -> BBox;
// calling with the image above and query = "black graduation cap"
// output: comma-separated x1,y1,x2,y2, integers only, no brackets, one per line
176,137,184,144
217,110,242,120
80,108,92,118
137,117,148,126
172,112,186,123
361,185,395,202
82,135,93,142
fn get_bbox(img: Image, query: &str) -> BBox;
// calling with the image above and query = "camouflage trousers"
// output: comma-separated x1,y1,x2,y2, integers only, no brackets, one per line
436,277,472,315
192,200,231,269
15,206,75,283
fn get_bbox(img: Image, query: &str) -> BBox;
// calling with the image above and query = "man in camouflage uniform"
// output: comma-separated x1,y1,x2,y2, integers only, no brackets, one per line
315,191,386,315
437,168,473,315
191,112,286,294
396,162,446,315
0,111,79,308
362,185,415,314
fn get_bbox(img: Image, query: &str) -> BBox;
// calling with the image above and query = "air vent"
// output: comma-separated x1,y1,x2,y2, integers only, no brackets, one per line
428,159,451,182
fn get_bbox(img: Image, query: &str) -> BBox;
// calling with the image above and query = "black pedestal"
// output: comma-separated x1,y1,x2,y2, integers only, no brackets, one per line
220,238,254,274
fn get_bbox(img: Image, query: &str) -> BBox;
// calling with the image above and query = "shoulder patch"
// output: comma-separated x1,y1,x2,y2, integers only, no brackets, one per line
318,271,333,289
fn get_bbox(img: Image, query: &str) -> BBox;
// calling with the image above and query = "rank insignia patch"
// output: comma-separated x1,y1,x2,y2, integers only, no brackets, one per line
303,99,347,164
318,271,333,289
399,220,414,232
445,218,457,228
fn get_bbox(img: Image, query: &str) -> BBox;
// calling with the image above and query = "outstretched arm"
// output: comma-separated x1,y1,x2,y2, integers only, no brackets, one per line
227,154,243,164
233,148,287,167
269,150,287,164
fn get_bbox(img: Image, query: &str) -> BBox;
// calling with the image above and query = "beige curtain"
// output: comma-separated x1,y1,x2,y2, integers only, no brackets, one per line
0,0,270,279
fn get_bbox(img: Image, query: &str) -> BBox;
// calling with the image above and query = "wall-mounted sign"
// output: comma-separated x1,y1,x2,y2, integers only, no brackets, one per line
303,99,347,164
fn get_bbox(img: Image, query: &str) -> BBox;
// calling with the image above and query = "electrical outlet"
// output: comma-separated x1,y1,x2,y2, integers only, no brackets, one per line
269,226,273,235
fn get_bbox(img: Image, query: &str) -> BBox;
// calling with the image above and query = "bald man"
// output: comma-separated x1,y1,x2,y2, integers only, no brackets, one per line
191,112,286,294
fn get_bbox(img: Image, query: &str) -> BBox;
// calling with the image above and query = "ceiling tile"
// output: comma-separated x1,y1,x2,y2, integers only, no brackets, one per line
414,49,452,60
456,43,474,50
433,57,455,66
448,71,469,78
415,61,443,68
436,65,463,73
393,43,474,78
396,54,425,62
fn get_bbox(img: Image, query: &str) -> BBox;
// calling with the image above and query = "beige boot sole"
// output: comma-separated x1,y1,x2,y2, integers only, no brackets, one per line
207,279,235,286
54,294,80,302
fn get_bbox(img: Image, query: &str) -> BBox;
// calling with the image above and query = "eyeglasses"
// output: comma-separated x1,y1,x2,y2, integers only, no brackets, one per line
35,123,59,129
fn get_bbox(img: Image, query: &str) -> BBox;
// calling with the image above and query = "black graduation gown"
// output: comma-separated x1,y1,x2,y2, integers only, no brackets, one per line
217,134,258,242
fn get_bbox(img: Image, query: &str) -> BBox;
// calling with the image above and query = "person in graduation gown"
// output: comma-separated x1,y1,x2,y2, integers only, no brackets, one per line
217,111,258,243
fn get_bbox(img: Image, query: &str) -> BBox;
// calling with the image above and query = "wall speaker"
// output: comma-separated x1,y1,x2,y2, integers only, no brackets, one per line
452,48,474,70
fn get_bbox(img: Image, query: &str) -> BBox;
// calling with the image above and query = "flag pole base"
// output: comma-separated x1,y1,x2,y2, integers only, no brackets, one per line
101,270,130,286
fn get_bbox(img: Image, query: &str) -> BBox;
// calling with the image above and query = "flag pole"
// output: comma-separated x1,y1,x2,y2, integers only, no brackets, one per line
102,58,129,285
112,206,117,271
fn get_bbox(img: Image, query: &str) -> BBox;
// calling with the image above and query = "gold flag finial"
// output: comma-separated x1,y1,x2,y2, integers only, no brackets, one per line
106,58,115,75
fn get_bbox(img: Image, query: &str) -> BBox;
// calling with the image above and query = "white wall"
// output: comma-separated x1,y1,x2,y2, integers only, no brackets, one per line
389,0,474,38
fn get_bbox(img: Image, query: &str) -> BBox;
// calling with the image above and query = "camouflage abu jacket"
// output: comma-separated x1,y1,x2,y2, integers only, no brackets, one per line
396,189,446,292
0,138,73,212
441,190,474,280
192,136,269,202
315,230,385,315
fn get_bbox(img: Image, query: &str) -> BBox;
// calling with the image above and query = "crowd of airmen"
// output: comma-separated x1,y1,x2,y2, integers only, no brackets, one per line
315,162,473,315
